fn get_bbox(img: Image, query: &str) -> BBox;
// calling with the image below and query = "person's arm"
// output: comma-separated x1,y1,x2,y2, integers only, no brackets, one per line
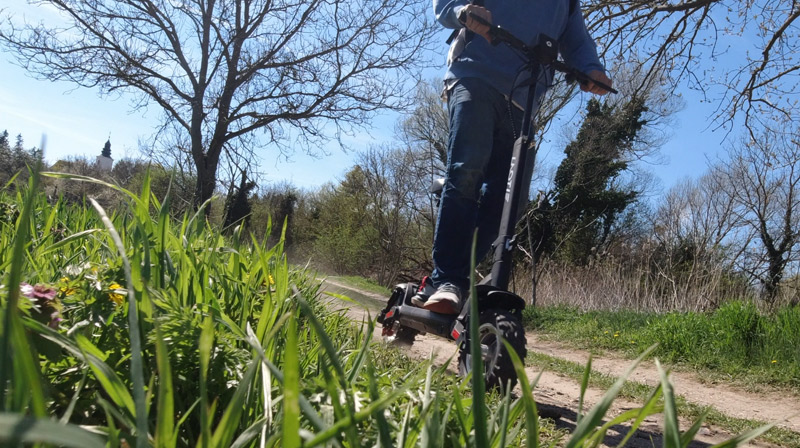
559,1,612,95
434,0,470,29
434,0,494,41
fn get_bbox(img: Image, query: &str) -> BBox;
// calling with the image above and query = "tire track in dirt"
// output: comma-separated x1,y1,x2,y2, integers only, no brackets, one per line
320,278,791,447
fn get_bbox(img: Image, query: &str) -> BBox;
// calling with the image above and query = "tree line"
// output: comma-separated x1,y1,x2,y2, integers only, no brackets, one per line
7,67,798,313
3,0,799,311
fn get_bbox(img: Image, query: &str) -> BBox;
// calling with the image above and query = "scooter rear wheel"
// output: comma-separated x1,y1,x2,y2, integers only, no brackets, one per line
458,308,527,392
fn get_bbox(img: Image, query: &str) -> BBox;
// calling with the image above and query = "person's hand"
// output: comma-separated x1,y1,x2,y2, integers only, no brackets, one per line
460,5,493,43
581,70,613,95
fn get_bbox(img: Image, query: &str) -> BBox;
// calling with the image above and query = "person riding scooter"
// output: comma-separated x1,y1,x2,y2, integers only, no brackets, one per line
423,0,613,315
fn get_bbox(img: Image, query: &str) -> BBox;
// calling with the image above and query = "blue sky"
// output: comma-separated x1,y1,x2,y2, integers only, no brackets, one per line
0,2,726,194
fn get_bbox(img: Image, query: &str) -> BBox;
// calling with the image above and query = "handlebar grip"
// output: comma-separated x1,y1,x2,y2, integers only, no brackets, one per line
457,7,468,23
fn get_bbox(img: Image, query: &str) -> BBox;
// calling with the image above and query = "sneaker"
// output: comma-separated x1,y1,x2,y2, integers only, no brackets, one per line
422,283,462,315
411,276,436,307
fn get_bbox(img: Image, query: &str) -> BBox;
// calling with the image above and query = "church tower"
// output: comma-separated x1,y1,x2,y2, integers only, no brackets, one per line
96,138,113,171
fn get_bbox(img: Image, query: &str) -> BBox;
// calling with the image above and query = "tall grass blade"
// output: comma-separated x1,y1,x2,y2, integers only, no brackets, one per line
397,401,413,448
42,172,142,205
367,360,392,448
680,410,709,447
295,292,360,443
59,367,89,424
282,313,301,448
210,358,259,448
243,324,327,433
495,384,512,447
99,399,122,447
304,386,409,447
502,338,541,448
565,344,657,448
198,316,214,448
421,357,438,447
40,229,102,254
613,385,664,448
587,407,652,447
230,417,268,448
260,355,272,448
346,311,373,383
2,170,21,190
89,197,148,447
154,325,175,448
708,423,776,448
578,355,592,424
468,229,488,447
0,168,46,416
656,360,681,448
0,413,104,448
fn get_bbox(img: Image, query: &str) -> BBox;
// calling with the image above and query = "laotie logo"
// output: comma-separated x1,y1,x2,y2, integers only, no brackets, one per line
505,156,517,202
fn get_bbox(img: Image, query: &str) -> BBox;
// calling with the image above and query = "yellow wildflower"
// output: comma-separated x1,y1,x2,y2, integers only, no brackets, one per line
108,283,125,306
59,277,75,296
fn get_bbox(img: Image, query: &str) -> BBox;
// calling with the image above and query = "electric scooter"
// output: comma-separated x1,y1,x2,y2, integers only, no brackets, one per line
377,12,617,391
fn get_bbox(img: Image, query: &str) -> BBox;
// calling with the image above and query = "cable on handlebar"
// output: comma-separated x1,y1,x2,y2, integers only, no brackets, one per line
457,11,618,95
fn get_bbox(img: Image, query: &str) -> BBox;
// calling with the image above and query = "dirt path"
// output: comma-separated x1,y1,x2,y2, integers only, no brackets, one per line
320,278,798,447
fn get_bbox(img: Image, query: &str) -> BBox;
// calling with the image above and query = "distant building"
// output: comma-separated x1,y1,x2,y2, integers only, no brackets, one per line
96,139,113,171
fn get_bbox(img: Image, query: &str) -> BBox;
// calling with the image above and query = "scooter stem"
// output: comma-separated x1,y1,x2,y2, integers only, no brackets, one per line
489,65,540,290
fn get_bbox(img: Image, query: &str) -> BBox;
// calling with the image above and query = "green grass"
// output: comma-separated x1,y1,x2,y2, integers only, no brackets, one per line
332,275,393,296
0,170,772,447
523,303,800,390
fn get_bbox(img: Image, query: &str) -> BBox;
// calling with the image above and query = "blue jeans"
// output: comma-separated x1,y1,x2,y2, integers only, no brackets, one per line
431,77,530,291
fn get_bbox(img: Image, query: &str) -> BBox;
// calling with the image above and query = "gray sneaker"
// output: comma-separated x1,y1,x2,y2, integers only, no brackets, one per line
422,283,462,315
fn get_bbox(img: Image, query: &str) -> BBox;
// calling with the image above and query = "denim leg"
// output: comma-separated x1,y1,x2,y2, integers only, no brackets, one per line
431,78,518,291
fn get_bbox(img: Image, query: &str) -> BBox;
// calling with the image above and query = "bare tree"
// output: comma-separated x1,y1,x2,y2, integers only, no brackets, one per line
400,81,449,167
649,171,743,309
1,0,436,210
583,0,800,136
357,142,452,284
713,125,800,301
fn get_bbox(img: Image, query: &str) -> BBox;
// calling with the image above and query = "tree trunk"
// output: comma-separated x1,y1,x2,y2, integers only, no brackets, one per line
194,152,219,215
764,252,785,303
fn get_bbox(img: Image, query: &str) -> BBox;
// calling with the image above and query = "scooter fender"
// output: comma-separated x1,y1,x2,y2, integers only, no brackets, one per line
377,282,417,324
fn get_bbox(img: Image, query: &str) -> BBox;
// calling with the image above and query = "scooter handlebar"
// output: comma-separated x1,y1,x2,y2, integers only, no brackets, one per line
456,10,618,95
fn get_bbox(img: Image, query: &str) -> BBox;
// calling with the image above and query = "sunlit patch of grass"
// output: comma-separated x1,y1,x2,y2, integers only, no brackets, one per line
523,303,800,390
332,275,392,296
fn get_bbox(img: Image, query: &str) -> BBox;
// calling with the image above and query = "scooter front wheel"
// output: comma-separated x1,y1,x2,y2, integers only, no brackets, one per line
458,308,527,392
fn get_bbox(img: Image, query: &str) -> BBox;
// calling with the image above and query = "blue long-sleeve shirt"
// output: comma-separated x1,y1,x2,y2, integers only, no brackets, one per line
435,0,605,108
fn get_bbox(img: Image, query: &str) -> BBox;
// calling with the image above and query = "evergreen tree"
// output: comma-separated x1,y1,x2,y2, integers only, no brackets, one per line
223,170,257,231
533,97,647,265
0,130,41,186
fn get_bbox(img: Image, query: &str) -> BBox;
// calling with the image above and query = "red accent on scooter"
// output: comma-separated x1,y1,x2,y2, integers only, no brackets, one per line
418,276,430,292
451,329,460,340
386,309,394,318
